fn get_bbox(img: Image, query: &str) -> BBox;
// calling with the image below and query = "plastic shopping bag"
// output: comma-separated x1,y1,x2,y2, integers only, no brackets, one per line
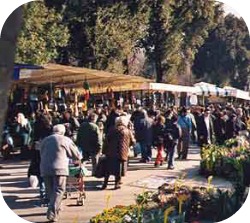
29,175,38,188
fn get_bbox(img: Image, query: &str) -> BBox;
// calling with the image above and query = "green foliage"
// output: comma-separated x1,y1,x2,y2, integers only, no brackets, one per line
90,183,245,223
142,0,172,83
15,1,69,65
59,0,97,67
94,1,149,74
44,0,221,83
193,14,250,89
17,0,249,88
142,0,222,83
200,137,250,184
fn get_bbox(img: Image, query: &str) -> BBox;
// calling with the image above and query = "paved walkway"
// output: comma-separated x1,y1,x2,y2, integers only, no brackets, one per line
0,146,232,223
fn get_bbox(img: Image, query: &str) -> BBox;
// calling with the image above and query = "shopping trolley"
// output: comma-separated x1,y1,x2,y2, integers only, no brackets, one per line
64,163,87,206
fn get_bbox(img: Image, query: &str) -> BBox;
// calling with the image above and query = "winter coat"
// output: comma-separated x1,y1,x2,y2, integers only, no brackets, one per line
152,123,165,146
165,122,181,147
76,121,102,155
213,115,226,144
225,118,239,139
103,124,134,161
133,114,153,145
105,110,120,133
40,134,81,177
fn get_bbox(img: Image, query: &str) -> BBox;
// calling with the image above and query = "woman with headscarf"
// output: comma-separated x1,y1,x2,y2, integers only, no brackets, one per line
102,116,135,190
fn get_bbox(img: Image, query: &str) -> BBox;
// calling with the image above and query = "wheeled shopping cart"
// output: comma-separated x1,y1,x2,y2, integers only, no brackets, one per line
64,163,87,206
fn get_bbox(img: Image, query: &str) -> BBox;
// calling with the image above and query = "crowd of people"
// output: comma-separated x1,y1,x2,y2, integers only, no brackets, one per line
1,102,249,222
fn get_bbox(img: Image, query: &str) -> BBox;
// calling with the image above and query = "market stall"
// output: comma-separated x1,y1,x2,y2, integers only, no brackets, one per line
15,63,151,93
13,64,201,109
224,86,250,101
193,82,232,105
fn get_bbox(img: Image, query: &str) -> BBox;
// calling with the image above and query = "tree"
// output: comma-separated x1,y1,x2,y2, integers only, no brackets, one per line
142,0,223,84
15,1,69,65
0,7,23,146
94,1,149,74
142,0,171,83
193,14,250,89
43,0,222,83
45,0,98,67
170,0,224,84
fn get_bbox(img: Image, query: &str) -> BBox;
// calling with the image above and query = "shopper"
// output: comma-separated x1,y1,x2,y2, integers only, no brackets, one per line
40,124,82,222
76,113,102,176
177,107,192,160
152,115,165,167
165,115,181,169
102,116,135,189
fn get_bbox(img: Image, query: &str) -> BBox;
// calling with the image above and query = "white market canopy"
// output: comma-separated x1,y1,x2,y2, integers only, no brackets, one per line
14,64,250,100
148,83,196,94
223,86,250,100
194,82,231,97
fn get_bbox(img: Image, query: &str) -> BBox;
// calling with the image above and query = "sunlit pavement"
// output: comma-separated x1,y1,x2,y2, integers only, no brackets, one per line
0,146,232,223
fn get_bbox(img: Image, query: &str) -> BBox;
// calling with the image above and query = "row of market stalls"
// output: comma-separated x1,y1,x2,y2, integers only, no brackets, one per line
11,63,250,114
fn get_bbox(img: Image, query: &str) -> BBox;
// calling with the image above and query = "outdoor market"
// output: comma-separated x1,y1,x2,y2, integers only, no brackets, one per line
1,63,250,223
1,1,250,223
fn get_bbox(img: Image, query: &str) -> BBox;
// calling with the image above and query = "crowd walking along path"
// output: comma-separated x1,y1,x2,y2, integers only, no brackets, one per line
0,145,232,223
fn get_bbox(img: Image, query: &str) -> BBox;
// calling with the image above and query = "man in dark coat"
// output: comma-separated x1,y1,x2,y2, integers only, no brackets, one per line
225,113,242,140
105,108,120,133
165,115,181,169
133,109,153,163
196,108,215,148
213,111,226,145
76,113,102,176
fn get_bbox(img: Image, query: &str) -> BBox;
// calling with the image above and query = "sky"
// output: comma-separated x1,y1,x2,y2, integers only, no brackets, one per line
223,4,241,17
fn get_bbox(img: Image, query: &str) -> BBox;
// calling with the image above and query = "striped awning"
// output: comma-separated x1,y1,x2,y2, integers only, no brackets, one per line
194,83,230,97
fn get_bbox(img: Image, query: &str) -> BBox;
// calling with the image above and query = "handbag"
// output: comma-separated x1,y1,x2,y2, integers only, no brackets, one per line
94,155,107,178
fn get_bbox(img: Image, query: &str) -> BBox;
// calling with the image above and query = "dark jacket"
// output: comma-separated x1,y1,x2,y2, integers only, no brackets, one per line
196,114,214,145
76,121,102,155
152,123,165,146
225,117,241,139
165,122,181,147
133,113,153,145
105,110,120,133
213,114,226,144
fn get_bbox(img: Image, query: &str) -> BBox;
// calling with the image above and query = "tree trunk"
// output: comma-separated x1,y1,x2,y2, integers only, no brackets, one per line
0,7,23,147
155,59,163,83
